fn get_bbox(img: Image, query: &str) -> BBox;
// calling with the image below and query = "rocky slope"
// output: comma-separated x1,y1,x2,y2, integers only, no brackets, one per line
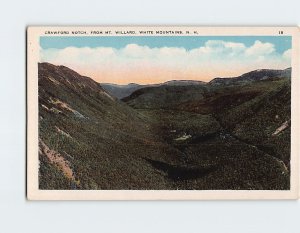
38,63,183,190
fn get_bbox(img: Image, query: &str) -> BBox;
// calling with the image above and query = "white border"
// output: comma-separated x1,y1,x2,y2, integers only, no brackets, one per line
27,26,300,200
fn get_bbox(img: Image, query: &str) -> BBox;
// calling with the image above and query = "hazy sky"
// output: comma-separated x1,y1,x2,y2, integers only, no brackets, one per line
40,36,291,84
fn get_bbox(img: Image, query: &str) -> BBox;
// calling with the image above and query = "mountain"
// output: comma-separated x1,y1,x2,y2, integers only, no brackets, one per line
38,63,291,190
101,80,206,99
209,68,291,86
123,85,208,109
162,80,206,86
123,69,291,190
38,62,183,190
100,83,147,99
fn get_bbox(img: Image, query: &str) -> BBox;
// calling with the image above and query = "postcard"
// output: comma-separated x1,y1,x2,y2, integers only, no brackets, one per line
27,26,300,200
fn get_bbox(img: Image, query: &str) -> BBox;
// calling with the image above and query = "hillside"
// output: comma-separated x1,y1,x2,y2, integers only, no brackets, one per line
209,68,291,86
38,63,183,190
123,72,291,190
123,85,208,109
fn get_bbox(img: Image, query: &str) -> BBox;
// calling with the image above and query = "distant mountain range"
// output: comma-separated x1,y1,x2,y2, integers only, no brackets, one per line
209,68,291,86
100,83,147,99
101,80,206,99
38,62,291,190
101,68,291,99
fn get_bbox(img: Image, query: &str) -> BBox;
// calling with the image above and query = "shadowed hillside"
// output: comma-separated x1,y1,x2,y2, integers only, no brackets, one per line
124,69,291,190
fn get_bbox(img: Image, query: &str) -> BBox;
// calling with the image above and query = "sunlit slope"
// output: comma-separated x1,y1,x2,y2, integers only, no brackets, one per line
38,63,183,190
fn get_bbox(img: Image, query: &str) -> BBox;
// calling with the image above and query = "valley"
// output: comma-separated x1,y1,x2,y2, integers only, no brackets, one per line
38,62,291,190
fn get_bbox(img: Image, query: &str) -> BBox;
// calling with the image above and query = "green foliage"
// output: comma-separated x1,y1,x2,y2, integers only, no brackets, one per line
38,63,291,190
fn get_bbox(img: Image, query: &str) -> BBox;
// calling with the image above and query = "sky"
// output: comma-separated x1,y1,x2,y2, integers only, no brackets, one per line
40,36,292,84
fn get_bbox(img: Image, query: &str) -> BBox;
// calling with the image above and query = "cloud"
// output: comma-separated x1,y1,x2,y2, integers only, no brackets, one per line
283,49,292,60
40,40,291,84
245,40,275,56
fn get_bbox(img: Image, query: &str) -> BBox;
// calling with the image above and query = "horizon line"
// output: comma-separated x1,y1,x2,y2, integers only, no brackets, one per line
39,62,291,85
